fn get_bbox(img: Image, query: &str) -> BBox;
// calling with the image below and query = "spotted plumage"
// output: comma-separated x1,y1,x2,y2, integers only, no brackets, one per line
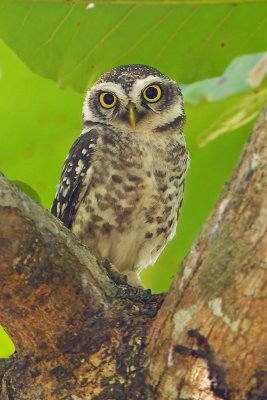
51,64,189,287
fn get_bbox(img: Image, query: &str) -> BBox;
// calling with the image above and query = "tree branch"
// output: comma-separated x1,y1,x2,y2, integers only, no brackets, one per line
0,177,116,353
0,175,160,399
147,104,267,399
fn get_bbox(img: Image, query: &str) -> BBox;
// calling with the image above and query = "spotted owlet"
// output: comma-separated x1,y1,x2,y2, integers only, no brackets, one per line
51,64,189,287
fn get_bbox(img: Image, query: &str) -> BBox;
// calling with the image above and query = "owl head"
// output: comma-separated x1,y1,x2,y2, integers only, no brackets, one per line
83,64,185,134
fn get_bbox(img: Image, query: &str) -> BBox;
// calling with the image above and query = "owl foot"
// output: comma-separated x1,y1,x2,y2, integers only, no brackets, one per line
100,258,128,286
99,259,164,308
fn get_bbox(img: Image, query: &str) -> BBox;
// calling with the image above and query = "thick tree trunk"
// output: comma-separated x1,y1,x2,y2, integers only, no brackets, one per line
0,104,266,400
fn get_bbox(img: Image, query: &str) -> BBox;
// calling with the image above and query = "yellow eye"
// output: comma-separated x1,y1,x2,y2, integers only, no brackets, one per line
99,92,117,108
143,84,162,103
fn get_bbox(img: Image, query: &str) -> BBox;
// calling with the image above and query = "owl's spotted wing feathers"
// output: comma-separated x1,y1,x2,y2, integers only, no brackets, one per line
51,130,97,228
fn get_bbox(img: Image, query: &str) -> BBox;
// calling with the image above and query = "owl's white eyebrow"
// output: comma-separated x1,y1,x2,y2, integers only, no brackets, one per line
129,76,164,99
92,82,128,101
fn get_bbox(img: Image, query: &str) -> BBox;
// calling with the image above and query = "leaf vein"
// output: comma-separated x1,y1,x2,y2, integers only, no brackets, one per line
35,4,75,52
64,5,137,81
153,6,200,63
114,7,174,64
206,7,235,44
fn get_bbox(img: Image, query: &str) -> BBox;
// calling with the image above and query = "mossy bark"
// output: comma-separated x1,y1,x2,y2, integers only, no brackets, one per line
0,105,267,399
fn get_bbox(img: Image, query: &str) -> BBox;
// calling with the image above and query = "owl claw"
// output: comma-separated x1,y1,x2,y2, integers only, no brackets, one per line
99,259,163,309
99,258,129,286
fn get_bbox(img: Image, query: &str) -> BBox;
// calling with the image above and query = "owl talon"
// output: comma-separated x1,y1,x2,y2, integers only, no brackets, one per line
100,259,129,286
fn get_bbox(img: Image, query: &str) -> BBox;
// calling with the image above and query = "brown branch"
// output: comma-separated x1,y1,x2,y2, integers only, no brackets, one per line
147,104,267,399
0,103,266,399
0,176,160,399
0,178,115,354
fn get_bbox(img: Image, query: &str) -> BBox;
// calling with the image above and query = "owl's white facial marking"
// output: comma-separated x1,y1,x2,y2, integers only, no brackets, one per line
130,76,184,133
128,76,160,106
83,69,185,135
83,82,128,123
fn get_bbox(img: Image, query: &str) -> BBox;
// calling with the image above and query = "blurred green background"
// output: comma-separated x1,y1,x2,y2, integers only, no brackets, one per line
0,0,267,358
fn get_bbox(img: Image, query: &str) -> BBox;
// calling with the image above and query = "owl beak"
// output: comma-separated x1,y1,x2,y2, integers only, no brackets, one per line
128,103,137,129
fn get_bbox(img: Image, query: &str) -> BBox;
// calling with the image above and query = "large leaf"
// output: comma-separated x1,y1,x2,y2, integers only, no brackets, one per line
0,1,267,92
182,52,267,144
183,52,267,103
198,83,267,145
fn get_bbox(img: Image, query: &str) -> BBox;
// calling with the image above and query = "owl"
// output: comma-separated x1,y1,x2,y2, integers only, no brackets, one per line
51,64,189,287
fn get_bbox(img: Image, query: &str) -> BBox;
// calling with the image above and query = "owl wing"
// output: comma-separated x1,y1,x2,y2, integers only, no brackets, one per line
51,129,98,229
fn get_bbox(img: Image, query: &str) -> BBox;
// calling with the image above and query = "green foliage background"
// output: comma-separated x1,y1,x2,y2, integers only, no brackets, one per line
0,0,267,357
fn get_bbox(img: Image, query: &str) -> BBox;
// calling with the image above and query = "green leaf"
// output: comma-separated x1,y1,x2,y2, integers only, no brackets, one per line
0,39,82,209
198,83,267,146
0,1,267,92
181,53,267,144
12,180,42,205
182,53,267,103
0,326,15,358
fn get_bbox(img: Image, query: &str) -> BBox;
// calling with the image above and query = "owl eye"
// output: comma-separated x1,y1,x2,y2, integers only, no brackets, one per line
99,92,117,109
143,84,162,103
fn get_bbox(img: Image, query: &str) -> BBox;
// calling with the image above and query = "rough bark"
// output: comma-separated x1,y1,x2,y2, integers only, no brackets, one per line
0,104,266,400
147,104,267,400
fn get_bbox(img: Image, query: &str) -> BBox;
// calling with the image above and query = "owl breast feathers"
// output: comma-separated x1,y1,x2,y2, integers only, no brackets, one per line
51,64,189,287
